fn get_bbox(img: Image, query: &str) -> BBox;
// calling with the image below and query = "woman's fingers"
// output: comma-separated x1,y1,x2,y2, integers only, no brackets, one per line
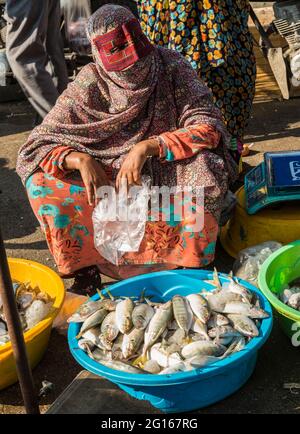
88,183,95,207
127,172,134,187
133,169,141,185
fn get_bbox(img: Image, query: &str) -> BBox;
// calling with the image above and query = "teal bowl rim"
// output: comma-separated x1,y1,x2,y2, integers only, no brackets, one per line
258,240,300,321
68,269,273,387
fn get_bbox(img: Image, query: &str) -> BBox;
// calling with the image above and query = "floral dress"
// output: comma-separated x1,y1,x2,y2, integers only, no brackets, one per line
137,0,256,159
26,124,226,280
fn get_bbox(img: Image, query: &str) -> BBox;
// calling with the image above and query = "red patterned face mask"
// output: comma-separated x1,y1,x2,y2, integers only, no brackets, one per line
93,18,154,72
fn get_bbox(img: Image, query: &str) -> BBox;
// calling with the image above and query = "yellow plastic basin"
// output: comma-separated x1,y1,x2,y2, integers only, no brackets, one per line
220,187,300,258
0,258,65,390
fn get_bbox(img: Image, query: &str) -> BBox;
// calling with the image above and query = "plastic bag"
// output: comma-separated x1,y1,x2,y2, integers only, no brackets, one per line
62,0,91,55
233,241,283,286
92,176,151,265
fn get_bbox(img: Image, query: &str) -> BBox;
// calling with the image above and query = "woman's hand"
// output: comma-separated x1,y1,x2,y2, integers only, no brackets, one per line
64,152,110,206
116,139,159,190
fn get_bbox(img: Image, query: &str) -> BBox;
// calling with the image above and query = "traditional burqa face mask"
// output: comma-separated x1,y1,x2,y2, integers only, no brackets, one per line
92,18,154,72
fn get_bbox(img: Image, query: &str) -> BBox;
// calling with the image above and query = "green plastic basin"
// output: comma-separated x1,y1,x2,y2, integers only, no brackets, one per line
258,240,300,343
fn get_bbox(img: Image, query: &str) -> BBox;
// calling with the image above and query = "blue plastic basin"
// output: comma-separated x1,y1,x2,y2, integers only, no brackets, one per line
68,269,273,413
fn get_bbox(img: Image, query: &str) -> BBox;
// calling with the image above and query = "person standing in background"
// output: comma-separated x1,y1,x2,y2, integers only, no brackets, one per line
137,0,256,164
5,0,68,121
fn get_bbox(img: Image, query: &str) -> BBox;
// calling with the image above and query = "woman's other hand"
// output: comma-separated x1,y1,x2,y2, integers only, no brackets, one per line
63,152,110,206
116,138,159,190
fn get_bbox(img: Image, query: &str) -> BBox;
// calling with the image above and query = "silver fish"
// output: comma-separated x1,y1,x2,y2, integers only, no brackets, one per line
132,303,154,330
287,291,300,310
68,299,115,323
223,301,269,318
222,279,252,302
143,301,173,356
116,298,134,334
172,295,192,335
186,355,220,368
167,328,186,346
77,308,108,338
190,317,210,340
208,325,242,339
181,340,226,359
227,314,259,338
111,334,124,360
144,360,161,374
101,311,119,341
207,312,229,328
159,363,186,375
186,293,210,324
25,300,52,329
98,334,113,351
150,343,182,368
122,328,144,359
87,347,114,362
78,338,95,352
98,359,145,374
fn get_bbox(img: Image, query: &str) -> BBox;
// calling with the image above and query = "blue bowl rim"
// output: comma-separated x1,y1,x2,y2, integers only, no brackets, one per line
68,269,273,387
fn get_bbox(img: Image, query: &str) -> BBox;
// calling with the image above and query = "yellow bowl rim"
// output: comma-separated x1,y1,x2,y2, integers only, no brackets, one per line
0,258,65,355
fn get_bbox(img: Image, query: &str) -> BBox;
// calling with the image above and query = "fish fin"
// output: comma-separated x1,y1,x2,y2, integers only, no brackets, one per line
76,331,83,339
132,354,147,367
213,267,222,289
145,297,160,307
139,288,146,303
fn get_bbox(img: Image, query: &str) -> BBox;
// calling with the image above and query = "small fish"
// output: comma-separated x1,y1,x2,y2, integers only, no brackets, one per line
159,363,186,375
25,300,52,329
181,340,226,359
172,295,192,335
81,328,112,351
68,300,114,323
78,338,95,352
207,312,229,328
98,359,146,374
167,328,186,346
132,303,154,330
227,314,259,338
186,293,210,324
186,355,220,368
111,334,124,360
122,328,144,359
150,343,183,368
142,301,173,357
287,292,300,310
87,347,114,362
222,278,252,302
223,301,269,319
101,311,119,341
208,325,242,339
144,360,161,374
116,298,134,334
190,316,210,340
16,292,35,310
77,308,108,338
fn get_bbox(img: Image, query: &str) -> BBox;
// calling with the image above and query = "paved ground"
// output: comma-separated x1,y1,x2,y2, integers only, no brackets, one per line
0,97,300,414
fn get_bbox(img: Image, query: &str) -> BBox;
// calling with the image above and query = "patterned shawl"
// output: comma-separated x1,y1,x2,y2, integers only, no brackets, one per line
17,4,236,185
